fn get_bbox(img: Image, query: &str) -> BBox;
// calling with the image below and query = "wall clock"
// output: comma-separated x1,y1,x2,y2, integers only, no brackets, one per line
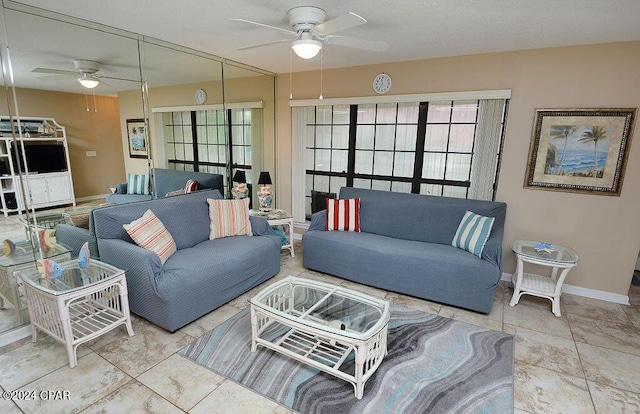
373,73,392,94
195,88,207,104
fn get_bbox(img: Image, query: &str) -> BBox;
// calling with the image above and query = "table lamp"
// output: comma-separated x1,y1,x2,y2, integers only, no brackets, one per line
257,172,273,211
231,170,249,199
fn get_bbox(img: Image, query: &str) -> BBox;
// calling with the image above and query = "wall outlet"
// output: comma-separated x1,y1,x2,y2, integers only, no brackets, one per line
86,151,97,157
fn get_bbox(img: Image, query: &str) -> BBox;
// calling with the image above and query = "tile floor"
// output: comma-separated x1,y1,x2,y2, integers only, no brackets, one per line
1,240,640,413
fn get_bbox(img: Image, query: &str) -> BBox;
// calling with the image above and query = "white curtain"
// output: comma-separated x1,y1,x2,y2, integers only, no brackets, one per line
468,99,506,201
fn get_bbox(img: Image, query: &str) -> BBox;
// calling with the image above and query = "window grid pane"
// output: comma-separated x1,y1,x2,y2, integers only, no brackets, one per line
304,98,505,218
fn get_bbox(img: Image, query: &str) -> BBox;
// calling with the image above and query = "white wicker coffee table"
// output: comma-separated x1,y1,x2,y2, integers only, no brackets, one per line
18,259,134,368
250,276,390,399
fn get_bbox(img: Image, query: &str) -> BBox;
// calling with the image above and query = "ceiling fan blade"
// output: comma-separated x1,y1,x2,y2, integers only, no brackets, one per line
325,35,389,52
32,68,76,76
315,12,366,35
235,39,292,51
36,74,74,82
99,75,140,84
230,18,296,35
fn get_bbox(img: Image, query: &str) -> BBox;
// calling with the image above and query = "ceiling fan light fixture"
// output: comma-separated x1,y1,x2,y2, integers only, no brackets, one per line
292,38,322,59
77,74,99,89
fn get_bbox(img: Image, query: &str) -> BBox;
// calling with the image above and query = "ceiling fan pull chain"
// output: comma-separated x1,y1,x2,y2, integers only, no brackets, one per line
93,89,97,112
85,92,90,112
289,48,293,99
319,48,323,100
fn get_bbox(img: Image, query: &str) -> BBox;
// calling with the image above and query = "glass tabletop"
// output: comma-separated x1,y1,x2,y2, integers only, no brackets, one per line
17,212,72,229
251,276,390,340
17,260,124,296
509,239,579,264
0,239,71,268
251,209,292,220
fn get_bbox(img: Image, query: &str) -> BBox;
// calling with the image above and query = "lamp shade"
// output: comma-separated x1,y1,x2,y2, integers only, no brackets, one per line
232,170,246,183
291,38,322,59
258,172,272,185
77,75,99,89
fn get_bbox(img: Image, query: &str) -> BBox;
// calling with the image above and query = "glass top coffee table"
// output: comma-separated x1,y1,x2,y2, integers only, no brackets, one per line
250,276,390,399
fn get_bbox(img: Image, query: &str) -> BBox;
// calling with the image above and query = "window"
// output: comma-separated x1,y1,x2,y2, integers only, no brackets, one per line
161,107,258,189
296,97,508,220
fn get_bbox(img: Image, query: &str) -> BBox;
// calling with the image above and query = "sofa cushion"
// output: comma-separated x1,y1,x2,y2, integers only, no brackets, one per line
126,173,150,195
338,187,506,246
326,198,360,232
452,210,495,258
95,190,222,250
123,209,176,264
207,198,252,239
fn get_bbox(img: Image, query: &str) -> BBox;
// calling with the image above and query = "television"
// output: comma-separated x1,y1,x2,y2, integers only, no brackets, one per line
10,141,67,174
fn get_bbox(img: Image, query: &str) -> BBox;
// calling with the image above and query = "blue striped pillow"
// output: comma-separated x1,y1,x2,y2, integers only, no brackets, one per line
126,173,150,195
452,210,495,258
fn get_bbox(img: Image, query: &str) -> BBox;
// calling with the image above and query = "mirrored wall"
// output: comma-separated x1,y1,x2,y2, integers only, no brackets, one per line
0,0,276,340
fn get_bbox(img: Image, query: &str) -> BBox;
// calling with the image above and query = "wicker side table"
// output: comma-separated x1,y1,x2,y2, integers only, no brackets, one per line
18,260,134,368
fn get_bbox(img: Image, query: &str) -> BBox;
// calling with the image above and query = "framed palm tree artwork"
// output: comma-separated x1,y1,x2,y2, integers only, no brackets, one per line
524,108,636,196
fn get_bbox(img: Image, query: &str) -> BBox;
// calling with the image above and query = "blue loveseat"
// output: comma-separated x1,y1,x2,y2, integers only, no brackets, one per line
106,168,224,204
302,187,507,313
93,189,281,331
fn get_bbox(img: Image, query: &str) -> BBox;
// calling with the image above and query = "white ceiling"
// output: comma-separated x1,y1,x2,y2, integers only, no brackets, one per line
12,0,640,75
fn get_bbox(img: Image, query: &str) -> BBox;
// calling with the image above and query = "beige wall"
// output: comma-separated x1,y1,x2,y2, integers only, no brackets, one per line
1,87,125,198
275,41,640,297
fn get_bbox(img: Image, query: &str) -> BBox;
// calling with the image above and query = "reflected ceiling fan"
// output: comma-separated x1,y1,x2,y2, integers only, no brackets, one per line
231,6,389,59
32,59,131,89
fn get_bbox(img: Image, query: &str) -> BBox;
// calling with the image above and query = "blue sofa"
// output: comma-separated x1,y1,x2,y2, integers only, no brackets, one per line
93,190,281,332
302,187,507,313
106,168,224,204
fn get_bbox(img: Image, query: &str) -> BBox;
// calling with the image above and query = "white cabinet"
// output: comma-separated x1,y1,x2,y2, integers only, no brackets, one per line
14,173,74,209
0,117,75,215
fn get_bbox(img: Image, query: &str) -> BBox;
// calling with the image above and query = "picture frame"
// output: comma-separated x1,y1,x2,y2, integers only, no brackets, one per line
126,118,148,158
524,108,636,196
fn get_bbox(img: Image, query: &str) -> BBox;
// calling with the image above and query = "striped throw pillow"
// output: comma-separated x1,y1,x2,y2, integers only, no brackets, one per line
123,209,176,264
452,210,495,258
126,173,150,195
326,198,360,232
207,198,252,239
184,179,198,193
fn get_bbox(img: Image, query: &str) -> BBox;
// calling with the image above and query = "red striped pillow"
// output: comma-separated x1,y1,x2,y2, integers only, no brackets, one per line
326,198,360,232
123,209,176,264
184,179,198,193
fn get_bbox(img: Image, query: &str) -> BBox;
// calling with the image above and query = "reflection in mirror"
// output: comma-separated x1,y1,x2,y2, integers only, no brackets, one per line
0,3,143,337
137,40,225,196
223,62,277,206
0,2,277,342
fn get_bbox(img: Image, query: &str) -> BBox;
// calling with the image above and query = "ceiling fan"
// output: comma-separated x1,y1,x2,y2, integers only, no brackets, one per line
231,6,389,59
32,59,129,89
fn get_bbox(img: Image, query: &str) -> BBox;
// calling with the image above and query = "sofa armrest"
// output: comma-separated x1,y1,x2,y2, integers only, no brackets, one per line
97,238,164,298
308,210,327,231
481,234,503,272
55,224,99,259
249,215,276,236
115,182,128,194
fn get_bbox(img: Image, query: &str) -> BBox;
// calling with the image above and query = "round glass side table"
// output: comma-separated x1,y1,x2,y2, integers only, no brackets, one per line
508,240,579,317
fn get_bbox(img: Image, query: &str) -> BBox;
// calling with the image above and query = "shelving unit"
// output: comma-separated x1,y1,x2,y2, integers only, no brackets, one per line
0,117,75,216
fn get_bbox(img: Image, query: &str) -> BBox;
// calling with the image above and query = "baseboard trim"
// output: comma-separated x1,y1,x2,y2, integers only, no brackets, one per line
75,194,109,202
0,325,31,348
501,272,630,305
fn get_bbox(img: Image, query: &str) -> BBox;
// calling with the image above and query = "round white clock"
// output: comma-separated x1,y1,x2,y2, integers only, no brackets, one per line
373,73,392,94
195,88,207,104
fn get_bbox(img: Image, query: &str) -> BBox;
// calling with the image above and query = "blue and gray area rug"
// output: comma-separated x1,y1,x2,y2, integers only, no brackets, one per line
179,304,513,413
